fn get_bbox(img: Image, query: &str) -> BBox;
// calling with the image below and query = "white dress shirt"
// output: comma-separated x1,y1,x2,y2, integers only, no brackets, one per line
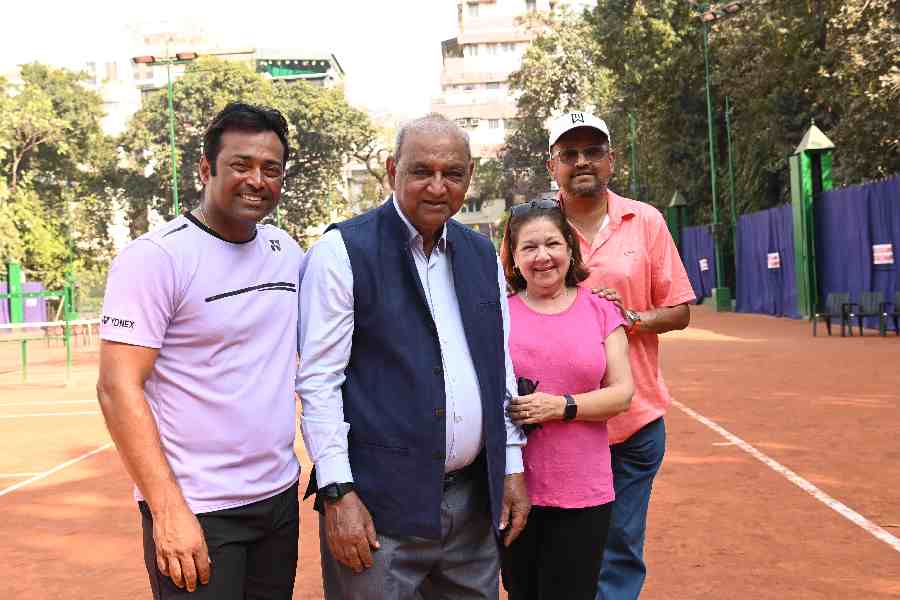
296,197,525,489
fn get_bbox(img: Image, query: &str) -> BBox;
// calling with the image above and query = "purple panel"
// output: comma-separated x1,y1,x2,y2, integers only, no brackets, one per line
23,282,49,323
816,175,900,331
680,225,716,302
735,204,800,318
0,283,9,324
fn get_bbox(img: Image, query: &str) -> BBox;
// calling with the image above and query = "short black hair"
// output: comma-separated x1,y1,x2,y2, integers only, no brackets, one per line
203,102,290,175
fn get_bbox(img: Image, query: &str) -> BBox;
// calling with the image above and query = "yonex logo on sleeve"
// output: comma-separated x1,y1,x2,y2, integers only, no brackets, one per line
270,240,281,252
102,315,135,328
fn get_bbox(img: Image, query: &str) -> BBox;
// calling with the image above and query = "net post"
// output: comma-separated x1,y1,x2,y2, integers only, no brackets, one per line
20,338,28,383
65,315,73,384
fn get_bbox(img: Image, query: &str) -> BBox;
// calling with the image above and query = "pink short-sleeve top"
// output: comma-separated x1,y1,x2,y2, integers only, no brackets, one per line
508,286,625,508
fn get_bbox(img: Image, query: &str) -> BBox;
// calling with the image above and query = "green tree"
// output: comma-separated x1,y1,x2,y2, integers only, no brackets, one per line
0,64,114,292
118,58,378,243
821,0,900,182
498,8,619,204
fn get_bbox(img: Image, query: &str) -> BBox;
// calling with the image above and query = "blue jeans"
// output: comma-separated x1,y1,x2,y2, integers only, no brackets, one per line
597,417,666,600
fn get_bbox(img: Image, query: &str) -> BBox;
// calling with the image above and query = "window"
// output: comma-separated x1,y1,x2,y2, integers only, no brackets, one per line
467,2,479,17
489,119,500,129
455,118,468,128
464,84,475,91
467,199,484,213
84,61,97,84
105,61,118,82
133,63,154,81
468,117,481,128
502,42,515,53
526,0,537,12
486,81,500,90
464,44,480,57
486,43,499,56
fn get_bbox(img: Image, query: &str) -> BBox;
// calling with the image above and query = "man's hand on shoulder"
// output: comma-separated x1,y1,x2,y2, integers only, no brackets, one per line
500,473,530,547
591,286,625,312
323,491,380,573
151,498,210,592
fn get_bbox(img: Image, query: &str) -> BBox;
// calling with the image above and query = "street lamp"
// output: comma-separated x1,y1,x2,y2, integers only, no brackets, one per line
131,48,256,217
693,0,743,311
132,52,199,216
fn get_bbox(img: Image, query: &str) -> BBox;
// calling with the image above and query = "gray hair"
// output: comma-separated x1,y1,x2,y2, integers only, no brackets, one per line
394,113,471,162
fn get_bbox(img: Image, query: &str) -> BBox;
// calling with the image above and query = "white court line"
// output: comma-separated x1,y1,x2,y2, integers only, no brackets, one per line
672,400,900,554
0,411,101,419
0,400,96,407
0,443,113,497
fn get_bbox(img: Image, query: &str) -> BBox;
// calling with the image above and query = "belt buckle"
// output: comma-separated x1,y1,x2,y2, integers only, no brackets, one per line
443,468,465,489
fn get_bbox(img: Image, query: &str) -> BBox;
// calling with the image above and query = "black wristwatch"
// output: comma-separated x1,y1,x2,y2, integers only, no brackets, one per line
563,394,577,421
319,482,355,504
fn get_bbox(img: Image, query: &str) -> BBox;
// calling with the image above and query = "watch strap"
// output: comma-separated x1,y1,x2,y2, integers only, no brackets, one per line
320,481,355,504
563,394,577,421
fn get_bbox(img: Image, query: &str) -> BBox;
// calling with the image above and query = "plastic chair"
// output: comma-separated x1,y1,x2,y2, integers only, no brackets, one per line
847,291,885,337
882,291,900,337
812,293,850,337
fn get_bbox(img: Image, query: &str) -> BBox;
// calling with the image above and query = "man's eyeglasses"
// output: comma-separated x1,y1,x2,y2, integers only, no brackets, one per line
551,145,610,165
509,198,560,218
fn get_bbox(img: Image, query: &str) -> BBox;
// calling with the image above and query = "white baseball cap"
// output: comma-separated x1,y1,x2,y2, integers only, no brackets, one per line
548,111,611,152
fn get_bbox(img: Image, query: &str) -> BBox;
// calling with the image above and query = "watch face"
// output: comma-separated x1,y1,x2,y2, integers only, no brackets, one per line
564,396,577,420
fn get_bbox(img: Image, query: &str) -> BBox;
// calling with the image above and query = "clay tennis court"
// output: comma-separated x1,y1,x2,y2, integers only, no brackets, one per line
2,305,899,599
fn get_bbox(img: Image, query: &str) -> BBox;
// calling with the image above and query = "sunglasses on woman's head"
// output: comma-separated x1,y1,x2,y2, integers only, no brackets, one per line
509,198,560,217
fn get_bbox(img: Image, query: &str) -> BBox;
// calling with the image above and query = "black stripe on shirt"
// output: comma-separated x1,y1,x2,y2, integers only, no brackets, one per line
162,224,189,237
205,282,297,303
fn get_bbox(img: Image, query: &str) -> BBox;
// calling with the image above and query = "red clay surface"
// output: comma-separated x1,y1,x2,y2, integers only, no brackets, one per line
1,306,899,599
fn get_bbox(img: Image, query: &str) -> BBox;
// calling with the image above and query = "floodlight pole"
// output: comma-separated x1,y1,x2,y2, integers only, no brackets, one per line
701,18,725,294
166,62,180,215
628,113,639,199
695,1,743,310
132,48,255,218
725,95,737,228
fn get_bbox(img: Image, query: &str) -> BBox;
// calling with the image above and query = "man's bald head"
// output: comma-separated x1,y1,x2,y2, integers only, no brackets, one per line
394,114,472,164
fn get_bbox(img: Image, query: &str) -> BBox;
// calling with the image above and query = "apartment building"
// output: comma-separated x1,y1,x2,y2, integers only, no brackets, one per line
431,0,590,239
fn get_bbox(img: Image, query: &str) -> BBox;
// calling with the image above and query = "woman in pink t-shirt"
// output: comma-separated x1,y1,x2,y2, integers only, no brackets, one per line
499,199,634,600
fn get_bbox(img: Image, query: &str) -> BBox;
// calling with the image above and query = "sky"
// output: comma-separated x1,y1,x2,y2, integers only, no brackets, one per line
1,0,461,118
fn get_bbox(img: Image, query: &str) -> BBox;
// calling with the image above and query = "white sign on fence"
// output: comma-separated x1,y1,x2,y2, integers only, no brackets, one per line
25,298,38,308
873,243,894,265
699,258,710,272
767,252,781,270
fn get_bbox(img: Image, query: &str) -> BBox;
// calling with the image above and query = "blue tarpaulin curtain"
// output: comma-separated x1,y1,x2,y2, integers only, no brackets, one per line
680,225,716,303
735,204,800,318
816,175,900,331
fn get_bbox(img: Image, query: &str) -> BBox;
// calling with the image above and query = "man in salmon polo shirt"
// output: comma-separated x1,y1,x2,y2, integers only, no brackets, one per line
545,111,695,600
96,103,305,600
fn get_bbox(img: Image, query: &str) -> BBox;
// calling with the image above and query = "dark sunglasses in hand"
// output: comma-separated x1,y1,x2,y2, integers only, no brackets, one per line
509,198,560,218
551,145,610,165
517,376,543,434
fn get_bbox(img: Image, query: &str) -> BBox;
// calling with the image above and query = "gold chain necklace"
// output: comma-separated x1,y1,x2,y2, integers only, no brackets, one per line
197,203,210,229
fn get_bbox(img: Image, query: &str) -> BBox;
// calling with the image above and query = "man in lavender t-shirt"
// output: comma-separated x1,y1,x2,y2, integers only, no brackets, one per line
97,103,304,600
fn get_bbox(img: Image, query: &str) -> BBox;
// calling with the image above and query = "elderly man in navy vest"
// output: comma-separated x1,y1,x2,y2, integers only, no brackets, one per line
296,114,530,599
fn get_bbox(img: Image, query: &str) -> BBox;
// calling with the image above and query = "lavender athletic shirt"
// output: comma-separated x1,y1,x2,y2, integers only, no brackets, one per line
100,213,305,514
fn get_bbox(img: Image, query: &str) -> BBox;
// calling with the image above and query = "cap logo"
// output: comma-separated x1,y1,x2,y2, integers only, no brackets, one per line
571,113,585,124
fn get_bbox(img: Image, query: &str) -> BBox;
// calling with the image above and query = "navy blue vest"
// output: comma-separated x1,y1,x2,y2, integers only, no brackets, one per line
332,199,507,540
